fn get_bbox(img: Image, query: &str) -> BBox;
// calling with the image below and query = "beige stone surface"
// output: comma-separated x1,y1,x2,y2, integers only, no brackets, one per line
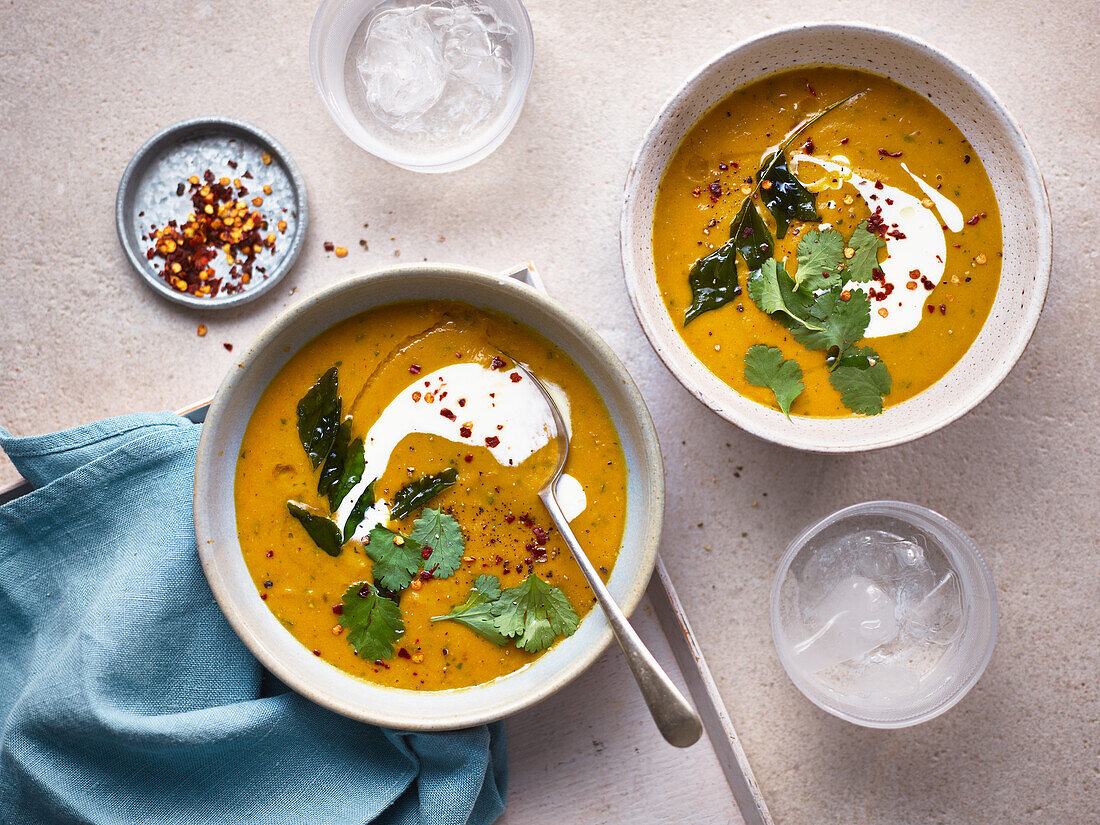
1,1,1096,822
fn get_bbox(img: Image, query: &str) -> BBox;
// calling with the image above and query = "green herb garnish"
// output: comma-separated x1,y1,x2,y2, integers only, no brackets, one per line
364,525,423,592
746,260,822,331
790,286,871,355
391,468,459,520
295,367,341,469
793,228,845,291
287,500,343,557
430,574,508,645
744,345,804,419
410,507,465,579
343,479,376,542
728,196,775,269
758,149,820,239
685,240,740,325
339,581,405,661
432,572,580,654
828,346,892,416
845,220,888,283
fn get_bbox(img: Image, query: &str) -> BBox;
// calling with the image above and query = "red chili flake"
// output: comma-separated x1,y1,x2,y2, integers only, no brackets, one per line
408,364,421,374
887,229,907,240
885,198,894,205
519,513,534,527
966,214,982,226
332,604,344,615
485,436,500,448
707,181,722,197
459,425,472,438
397,648,411,659
266,550,274,558
718,162,728,171
806,81,817,97
509,372,522,383
464,454,473,463
457,398,466,407
963,154,971,164
939,304,947,315
927,304,936,314
175,182,186,196
223,343,233,352
909,269,921,280
490,356,506,370
532,526,549,545
839,137,849,145
323,241,335,252
878,148,903,158
440,408,456,421
531,545,547,560
419,570,433,581
260,593,267,600
504,514,515,524
357,584,372,598
873,180,885,190
412,391,422,402
421,548,432,560
312,650,321,657
802,136,815,154
691,187,701,198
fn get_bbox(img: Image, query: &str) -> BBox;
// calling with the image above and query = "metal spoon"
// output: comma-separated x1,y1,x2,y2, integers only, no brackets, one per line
511,361,703,748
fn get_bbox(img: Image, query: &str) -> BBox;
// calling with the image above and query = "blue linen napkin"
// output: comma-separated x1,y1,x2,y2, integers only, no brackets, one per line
0,413,507,825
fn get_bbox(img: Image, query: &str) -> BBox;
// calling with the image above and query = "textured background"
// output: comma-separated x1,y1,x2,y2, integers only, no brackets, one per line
1,1,1097,822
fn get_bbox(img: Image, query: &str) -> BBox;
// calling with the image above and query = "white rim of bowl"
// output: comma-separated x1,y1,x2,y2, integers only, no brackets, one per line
620,22,1052,452
194,263,664,729
769,500,999,728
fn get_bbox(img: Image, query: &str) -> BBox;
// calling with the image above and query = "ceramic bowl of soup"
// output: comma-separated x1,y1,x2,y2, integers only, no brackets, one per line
621,23,1051,451
194,264,663,729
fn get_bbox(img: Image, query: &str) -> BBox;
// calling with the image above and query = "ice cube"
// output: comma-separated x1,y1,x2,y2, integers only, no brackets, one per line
793,575,899,673
358,8,446,125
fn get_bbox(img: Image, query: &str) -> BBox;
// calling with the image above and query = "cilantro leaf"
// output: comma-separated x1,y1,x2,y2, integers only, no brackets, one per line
364,525,423,592
339,581,405,660
828,346,892,415
791,287,871,354
728,197,774,270
493,573,580,653
685,239,739,325
391,468,458,520
430,575,508,645
757,150,820,239
793,228,845,291
743,345,804,419
747,260,823,331
343,479,377,542
846,221,887,283
287,501,343,557
296,367,341,469
410,507,465,579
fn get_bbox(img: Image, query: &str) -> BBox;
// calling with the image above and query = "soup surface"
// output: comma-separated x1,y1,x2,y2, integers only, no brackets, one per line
235,300,627,690
652,66,1003,417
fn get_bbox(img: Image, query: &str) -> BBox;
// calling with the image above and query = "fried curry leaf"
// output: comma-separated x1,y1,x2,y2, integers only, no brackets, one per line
728,197,774,270
296,367,341,469
391,467,459,520
791,287,871,354
685,239,740,325
828,346,892,415
317,418,351,505
410,507,465,579
743,345,804,419
430,574,508,645
287,500,343,557
331,437,365,511
343,479,377,542
339,581,405,661
493,573,580,654
793,228,846,291
845,220,888,283
747,260,822,331
364,525,423,592
757,150,820,239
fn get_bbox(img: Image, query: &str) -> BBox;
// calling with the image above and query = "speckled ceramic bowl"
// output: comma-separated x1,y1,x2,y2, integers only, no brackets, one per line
194,264,663,729
621,23,1051,452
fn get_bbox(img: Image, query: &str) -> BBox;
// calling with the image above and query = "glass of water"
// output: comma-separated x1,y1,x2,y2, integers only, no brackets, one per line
310,0,534,172
771,501,998,728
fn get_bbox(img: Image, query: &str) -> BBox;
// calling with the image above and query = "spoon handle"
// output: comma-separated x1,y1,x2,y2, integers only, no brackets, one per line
540,490,703,748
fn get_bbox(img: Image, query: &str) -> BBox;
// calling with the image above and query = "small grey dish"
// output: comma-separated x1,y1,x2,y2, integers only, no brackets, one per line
116,116,308,309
